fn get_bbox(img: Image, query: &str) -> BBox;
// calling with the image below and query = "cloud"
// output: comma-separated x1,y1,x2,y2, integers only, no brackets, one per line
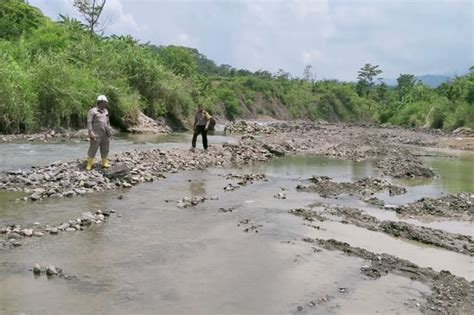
29,0,474,81
106,0,145,33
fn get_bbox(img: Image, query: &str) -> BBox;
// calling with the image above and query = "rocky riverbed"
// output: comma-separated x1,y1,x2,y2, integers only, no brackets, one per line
0,122,456,201
0,122,473,314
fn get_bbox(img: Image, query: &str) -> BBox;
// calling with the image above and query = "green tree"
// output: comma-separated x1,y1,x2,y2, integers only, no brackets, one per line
0,0,46,40
356,63,383,96
157,45,197,77
396,73,417,100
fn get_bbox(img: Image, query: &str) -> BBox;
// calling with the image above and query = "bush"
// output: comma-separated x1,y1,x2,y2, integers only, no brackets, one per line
34,57,101,128
0,55,37,133
216,86,240,120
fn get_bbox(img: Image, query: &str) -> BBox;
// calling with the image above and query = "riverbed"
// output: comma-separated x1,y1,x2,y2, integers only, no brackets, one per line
0,126,473,314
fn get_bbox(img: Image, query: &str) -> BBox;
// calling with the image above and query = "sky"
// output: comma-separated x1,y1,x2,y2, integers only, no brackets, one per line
29,0,473,81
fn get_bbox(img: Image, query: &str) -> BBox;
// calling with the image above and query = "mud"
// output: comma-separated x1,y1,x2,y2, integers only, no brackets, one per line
326,206,474,256
395,193,474,221
303,238,474,314
296,176,407,198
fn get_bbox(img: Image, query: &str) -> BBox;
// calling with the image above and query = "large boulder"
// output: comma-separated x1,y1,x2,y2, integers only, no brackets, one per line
127,112,171,134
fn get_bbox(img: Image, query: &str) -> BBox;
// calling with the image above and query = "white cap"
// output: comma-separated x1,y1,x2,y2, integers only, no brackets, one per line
96,95,108,102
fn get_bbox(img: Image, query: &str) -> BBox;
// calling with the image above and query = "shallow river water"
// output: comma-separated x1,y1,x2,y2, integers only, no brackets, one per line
0,134,473,314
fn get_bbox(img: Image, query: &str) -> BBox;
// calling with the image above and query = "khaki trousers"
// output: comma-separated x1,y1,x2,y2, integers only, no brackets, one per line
88,135,110,159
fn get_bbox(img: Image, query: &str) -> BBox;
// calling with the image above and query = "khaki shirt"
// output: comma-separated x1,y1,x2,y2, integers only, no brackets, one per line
87,107,111,136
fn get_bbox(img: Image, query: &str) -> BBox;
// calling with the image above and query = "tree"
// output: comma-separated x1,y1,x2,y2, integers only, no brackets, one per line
157,45,197,77
396,73,417,100
302,65,315,83
356,63,383,96
0,0,46,40
72,0,107,37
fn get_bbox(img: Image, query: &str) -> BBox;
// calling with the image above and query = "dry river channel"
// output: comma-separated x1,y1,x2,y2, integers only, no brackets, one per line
0,123,473,315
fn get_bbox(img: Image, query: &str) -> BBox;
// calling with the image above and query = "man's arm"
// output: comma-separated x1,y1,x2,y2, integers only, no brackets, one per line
87,109,96,139
105,109,112,137
204,111,211,130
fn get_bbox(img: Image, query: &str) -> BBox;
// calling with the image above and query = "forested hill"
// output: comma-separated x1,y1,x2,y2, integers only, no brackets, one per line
0,0,473,134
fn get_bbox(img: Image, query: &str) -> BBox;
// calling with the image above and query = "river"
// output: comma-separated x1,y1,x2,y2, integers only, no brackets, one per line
0,131,473,314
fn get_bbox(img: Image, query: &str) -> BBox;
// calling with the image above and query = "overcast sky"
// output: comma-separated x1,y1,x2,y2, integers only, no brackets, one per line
29,0,473,81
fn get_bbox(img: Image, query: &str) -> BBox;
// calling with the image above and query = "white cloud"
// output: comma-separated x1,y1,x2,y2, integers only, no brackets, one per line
176,33,200,48
302,50,324,64
106,0,145,33
29,0,474,80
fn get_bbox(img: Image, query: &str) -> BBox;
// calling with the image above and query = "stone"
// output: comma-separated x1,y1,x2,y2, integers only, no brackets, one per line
21,229,34,237
46,265,58,276
33,263,42,275
33,231,44,237
50,228,58,234
103,164,131,180
63,191,75,197
58,223,70,230
7,232,22,240
80,212,95,222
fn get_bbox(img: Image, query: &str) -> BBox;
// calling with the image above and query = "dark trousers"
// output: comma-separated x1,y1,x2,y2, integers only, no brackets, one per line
192,125,208,149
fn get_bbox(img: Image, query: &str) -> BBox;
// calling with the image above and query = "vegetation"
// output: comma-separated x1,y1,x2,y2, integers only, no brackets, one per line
0,0,472,134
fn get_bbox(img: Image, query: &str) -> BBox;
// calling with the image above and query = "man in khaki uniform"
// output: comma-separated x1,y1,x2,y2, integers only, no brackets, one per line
86,95,112,171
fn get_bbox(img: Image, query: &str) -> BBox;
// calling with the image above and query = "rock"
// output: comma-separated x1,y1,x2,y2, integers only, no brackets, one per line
33,263,42,275
57,223,70,230
46,265,58,276
7,232,22,240
80,212,95,222
65,228,76,232
103,164,131,180
21,229,34,237
63,191,76,197
33,231,44,237
50,228,58,234
127,112,172,134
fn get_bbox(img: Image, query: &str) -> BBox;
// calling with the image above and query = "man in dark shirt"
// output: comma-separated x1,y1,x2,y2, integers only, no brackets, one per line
191,105,211,151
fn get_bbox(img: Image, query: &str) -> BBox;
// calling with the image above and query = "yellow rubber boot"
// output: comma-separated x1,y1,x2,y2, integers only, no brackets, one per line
101,158,110,169
86,157,94,171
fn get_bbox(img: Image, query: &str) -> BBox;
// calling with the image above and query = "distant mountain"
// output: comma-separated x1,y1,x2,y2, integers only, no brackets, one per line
416,74,451,87
383,74,455,88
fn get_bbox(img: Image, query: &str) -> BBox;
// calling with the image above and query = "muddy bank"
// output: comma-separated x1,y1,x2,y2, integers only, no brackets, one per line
303,238,474,314
395,193,474,221
326,206,474,256
296,176,407,198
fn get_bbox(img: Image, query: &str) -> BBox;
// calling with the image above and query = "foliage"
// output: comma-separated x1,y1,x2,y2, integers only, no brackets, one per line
0,2,472,134
0,0,46,40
